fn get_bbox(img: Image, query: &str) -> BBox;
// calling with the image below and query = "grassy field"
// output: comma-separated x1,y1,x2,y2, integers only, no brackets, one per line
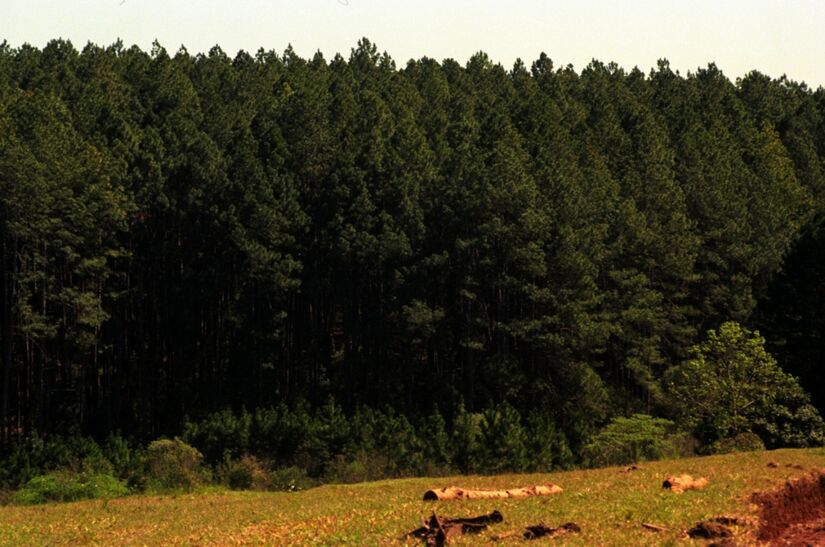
0,448,823,545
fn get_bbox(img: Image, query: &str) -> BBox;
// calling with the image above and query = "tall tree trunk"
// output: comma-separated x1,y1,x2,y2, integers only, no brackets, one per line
1,238,13,450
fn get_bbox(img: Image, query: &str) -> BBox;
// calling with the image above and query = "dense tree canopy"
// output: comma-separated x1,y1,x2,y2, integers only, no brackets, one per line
1,38,824,456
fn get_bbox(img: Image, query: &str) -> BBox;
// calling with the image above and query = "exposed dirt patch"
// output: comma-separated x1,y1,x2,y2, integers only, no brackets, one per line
770,518,825,546
688,521,733,540
753,469,825,545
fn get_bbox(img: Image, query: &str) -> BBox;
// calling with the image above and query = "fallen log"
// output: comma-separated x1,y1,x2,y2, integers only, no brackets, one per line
407,510,504,546
423,484,562,501
662,474,709,493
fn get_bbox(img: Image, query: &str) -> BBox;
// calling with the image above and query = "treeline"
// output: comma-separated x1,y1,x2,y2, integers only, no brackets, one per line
1,38,825,456
1,400,571,489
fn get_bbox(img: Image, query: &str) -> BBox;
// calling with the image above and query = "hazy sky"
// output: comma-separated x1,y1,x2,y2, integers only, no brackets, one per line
3,0,824,87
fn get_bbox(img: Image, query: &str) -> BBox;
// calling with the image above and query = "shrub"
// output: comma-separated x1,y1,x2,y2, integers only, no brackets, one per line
304,398,350,475
668,433,701,458
227,455,270,490
183,409,252,464
478,402,527,473
12,471,127,505
101,435,138,478
451,402,481,474
323,453,373,484
524,410,574,471
269,466,315,492
145,438,204,491
47,436,112,474
0,435,113,489
0,437,48,488
250,404,309,462
583,414,675,467
419,406,451,473
374,409,424,476
709,432,766,454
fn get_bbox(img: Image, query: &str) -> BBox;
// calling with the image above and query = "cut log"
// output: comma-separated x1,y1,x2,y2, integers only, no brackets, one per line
662,474,709,493
423,484,562,501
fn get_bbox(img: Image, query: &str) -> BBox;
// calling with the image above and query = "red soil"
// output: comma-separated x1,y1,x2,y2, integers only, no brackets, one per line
753,470,825,546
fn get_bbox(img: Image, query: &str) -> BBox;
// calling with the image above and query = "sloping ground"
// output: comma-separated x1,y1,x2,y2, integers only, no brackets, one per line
0,448,823,545
754,470,825,545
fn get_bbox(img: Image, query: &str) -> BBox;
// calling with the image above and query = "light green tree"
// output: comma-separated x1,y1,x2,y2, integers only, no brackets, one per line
665,322,824,447
582,414,675,467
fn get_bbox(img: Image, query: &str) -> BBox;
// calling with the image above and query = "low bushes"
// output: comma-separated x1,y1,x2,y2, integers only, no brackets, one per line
5,398,776,505
226,455,270,490
145,438,205,492
12,471,128,504
1,436,209,504
0,435,116,489
269,465,316,492
708,432,766,454
181,401,579,481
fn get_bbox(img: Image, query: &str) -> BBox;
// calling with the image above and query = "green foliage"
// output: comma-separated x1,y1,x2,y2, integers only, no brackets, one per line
169,401,578,480
250,403,315,464
419,407,451,472
144,438,204,492
524,410,574,471
757,218,825,415
101,436,136,479
288,399,350,476
582,414,675,467
666,322,825,448
371,409,424,476
183,409,252,464
1,40,825,475
269,466,315,492
709,432,766,455
478,403,528,473
12,471,127,505
0,435,117,489
323,452,375,484
450,403,481,474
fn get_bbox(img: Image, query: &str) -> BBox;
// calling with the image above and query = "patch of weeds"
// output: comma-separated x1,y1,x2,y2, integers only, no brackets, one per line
270,466,315,492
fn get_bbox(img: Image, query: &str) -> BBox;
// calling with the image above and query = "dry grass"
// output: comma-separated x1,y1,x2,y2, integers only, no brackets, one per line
0,447,823,545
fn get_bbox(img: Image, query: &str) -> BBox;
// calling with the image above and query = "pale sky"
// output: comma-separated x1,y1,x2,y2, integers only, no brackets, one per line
3,0,824,88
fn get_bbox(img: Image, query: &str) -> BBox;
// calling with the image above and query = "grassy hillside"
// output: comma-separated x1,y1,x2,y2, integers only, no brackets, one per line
1,448,823,545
